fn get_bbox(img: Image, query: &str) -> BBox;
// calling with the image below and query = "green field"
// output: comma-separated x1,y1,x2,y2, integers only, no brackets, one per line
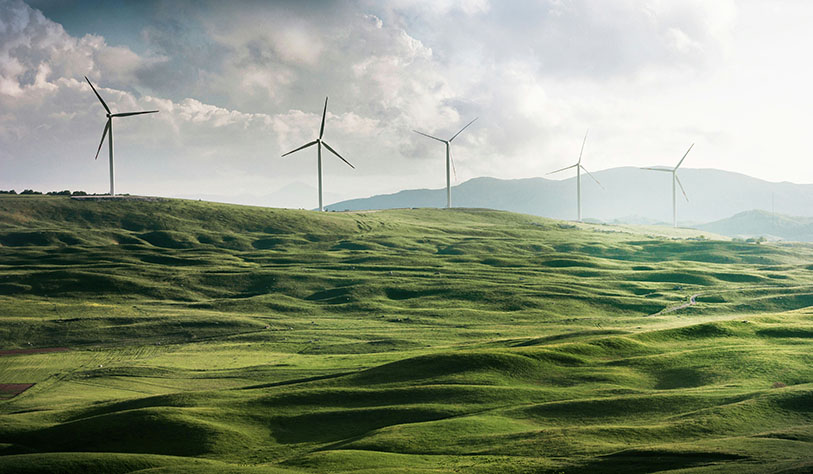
0,195,812,473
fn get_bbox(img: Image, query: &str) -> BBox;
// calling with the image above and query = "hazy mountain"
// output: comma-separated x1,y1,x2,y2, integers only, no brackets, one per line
697,210,813,242
326,167,813,224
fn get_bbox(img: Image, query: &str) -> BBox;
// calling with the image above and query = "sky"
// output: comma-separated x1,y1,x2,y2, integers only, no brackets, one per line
2,0,813,208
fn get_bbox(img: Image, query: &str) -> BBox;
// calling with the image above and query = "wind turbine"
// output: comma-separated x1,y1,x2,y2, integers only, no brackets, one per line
547,130,604,222
85,76,158,196
413,117,478,208
642,143,694,228
281,97,354,212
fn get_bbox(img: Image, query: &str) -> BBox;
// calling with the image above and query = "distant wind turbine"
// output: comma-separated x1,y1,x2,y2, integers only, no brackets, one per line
85,76,158,196
547,130,604,222
413,117,478,208
642,143,694,228
281,97,354,212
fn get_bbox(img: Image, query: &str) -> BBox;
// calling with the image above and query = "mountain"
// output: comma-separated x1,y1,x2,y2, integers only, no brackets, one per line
325,167,813,224
697,209,813,242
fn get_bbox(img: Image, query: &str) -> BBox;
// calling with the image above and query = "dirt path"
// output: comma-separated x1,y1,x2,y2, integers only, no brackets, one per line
650,293,698,316
0,383,34,399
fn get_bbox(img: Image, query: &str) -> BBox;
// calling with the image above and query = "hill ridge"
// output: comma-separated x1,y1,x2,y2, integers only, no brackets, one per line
325,167,813,224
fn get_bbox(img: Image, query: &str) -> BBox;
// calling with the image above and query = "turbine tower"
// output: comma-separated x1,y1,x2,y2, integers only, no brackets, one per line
642,143,694,228
547,130,604,222
281,97,354,212
413,117,478,208
86,76,158,196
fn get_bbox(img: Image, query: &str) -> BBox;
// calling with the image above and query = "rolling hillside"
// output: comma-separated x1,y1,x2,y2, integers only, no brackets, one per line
0,195,812,473
326,168,813,225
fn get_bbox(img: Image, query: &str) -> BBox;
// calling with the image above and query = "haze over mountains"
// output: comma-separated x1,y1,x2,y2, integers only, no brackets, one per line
326,167,813,226
698,210,813,242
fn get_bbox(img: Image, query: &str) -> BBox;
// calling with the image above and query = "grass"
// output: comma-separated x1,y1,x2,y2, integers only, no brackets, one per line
0,194,811,472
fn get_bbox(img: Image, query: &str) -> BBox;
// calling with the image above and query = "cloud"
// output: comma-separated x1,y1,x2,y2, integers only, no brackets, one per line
1,0,748,205
379,0,735,81
0,0,166,98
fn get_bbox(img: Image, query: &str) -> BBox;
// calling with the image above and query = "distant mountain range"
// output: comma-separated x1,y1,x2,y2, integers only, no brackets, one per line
697,210,813,242
326,167,813,226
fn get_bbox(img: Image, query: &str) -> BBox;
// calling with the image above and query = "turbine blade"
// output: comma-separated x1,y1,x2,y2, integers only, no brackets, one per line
449,146,458,183
675,143,694,170
322,141,354,169
413,130,446,143
546,163,578,175
578,129,589,164
581,165,604,189
281,140,318,157
111,110,159,117
675,173,689,201
94,119,111,160
319,97,328,140
85,76,110,114
641,167,673,172
449,117,478,142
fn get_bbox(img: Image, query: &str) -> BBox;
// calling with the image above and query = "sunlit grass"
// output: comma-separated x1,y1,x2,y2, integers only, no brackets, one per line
0,195,811,472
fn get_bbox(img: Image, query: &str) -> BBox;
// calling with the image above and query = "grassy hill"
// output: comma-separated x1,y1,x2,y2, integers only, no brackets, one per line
0,195,812,472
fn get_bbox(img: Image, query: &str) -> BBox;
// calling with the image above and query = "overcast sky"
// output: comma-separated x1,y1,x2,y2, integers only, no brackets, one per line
2,0,812,207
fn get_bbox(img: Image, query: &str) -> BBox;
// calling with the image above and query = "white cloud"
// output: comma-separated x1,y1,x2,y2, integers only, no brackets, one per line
18,0,813,209
0,0,166,99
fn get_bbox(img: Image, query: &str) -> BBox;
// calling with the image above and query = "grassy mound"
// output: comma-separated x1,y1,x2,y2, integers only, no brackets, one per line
0,195,812,472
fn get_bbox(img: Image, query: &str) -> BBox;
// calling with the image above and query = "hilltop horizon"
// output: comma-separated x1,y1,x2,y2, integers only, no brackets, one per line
8,165,809,232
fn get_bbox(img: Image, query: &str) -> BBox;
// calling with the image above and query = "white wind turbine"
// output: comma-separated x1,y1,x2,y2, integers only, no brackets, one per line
413,117,478,208
86,76,158,196
642,143,694,228
547,130,604,222
281,97,354,212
